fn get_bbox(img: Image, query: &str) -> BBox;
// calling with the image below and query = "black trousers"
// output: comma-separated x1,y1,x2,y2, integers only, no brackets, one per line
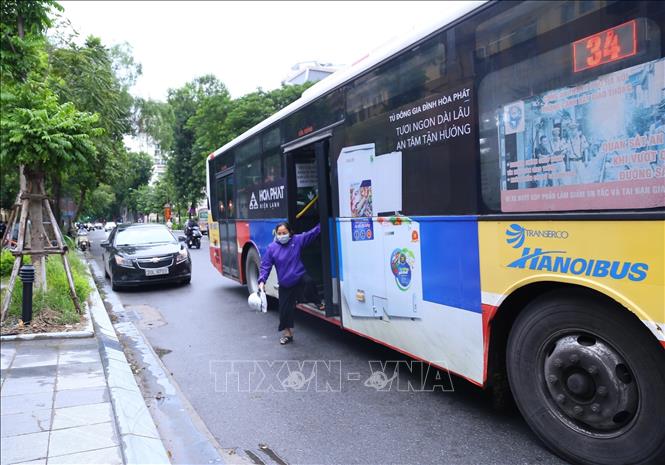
278,280,303,332
278,275,321,331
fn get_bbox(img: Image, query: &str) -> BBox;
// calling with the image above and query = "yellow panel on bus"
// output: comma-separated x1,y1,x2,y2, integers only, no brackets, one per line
478,220,665,338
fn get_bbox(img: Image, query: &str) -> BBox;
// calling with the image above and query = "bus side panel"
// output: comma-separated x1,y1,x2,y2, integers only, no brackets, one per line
208,221,222,274
247,220,282,257
478,220,665,349
337,216,485,385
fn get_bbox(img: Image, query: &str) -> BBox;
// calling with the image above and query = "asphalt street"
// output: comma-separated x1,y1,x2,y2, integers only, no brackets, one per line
88,228,566,465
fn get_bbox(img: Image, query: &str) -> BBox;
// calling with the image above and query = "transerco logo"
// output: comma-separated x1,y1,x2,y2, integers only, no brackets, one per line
505,223,569,248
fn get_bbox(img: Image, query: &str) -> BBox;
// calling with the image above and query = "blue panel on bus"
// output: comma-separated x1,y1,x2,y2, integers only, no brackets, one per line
249,220,282,257
418,217,481,313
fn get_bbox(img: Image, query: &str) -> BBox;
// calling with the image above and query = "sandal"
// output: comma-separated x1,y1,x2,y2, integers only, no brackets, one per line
280,336,293,345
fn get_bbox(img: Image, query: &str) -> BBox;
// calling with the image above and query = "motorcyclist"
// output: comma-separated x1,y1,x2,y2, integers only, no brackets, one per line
185,217,197,239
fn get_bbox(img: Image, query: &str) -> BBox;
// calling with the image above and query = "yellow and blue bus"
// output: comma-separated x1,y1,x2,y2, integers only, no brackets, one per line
206,2,665,463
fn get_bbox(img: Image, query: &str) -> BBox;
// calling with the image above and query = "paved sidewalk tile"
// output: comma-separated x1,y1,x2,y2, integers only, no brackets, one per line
11,353,58,369
1,374,55,397
47,422,119,457
1,347,16,370
7,459,46,465
52,402,114,430
47,446,123,465
57,360,104,376
53,386,109,409
4,365,57,379
0,410,52,437
0,430,49,464
0,392,53,415
58,350,102,365
56,362,106,391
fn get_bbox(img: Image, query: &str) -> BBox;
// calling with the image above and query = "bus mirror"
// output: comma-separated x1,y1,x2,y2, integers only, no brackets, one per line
178,235,186,242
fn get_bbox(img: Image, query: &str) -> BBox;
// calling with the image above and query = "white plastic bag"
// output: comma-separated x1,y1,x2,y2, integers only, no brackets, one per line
248,290,268,313
259,290,268,313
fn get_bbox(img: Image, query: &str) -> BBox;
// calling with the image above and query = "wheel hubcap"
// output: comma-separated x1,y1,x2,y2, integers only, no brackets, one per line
543,333,638,434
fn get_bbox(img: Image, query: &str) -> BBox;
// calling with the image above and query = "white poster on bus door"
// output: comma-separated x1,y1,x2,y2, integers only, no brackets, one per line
337,144,402,218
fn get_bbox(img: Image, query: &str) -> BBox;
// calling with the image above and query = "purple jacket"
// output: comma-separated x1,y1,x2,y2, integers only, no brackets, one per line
258,224,320,288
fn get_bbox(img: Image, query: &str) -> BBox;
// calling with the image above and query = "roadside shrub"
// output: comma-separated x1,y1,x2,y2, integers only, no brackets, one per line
0,249,28,277
5,250,92,324
1,249,14,276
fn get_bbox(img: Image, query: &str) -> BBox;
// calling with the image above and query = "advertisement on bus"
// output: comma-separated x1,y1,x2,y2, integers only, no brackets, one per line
499,58,665,212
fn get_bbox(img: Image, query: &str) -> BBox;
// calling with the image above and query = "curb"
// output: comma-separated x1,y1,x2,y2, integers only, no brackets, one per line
87,260,171,465
0,255,95,341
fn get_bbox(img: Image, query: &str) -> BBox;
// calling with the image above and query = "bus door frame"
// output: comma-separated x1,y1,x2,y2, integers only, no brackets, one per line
283,132,337,317
215,169,239,279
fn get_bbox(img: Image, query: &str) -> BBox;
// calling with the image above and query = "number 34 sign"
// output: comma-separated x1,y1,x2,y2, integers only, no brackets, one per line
573,20,637,73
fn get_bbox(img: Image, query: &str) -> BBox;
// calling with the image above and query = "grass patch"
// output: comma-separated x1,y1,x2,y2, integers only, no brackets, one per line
2,248,92,325
1,248,28,276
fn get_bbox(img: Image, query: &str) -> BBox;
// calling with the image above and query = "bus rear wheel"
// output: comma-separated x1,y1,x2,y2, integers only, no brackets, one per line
507,290,665,465
245,247,260,295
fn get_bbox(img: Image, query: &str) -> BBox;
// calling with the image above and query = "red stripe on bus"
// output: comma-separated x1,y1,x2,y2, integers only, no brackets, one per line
342,326,484,388
296,303,342,326
236,222,250,282
661,340,665,350
482,303,499,385
209,244,222,274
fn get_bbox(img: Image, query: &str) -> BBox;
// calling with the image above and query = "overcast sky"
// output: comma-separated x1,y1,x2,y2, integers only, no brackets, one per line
58,1,472,101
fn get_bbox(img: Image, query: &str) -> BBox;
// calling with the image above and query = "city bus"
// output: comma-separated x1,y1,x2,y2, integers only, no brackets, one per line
197,207,209,235
205,1,665,463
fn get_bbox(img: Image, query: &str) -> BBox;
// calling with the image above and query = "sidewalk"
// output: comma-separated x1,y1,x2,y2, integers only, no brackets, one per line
1,337,123,465
1,257,169,465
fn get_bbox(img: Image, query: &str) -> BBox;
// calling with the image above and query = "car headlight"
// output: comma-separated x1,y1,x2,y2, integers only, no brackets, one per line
114,255,134,268
176,248,188,264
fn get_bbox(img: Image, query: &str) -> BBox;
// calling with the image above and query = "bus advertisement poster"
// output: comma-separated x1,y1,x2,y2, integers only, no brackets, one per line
498,58,665,212
351,218,374,241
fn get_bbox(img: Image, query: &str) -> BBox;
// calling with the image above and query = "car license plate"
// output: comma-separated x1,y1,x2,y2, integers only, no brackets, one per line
145,267,169,276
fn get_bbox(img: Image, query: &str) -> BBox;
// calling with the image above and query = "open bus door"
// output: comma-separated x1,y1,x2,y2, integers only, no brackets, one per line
215,172,239,279
284,137,338,318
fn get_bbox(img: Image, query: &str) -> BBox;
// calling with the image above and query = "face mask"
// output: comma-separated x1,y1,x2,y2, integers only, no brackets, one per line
276,234,291,244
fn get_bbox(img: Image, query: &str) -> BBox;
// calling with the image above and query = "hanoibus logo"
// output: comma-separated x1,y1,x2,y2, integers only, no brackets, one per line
504,224,648,282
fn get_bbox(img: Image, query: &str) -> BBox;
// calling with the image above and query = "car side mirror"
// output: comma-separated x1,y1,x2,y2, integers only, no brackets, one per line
100,241,109,248
178,235,186,242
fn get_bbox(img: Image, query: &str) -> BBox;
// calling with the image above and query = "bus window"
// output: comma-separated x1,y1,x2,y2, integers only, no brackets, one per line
476,3,663,212
235,138,261,218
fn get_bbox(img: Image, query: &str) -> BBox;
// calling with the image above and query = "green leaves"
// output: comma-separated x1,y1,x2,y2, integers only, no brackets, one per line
0,81,101,170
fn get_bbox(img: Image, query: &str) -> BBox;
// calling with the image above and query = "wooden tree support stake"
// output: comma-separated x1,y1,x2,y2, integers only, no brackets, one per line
1,189,82,324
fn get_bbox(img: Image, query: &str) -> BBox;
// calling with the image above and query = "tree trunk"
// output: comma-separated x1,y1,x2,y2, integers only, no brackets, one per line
72,187,87,224
25,166,48,291
52,171,62,228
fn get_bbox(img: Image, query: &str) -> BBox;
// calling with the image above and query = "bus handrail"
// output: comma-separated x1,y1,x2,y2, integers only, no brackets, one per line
296,195,319,219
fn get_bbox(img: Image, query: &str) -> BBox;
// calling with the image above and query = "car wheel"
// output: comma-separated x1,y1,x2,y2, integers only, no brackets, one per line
182,277,191,285
245,247,261,295
507,290,665,465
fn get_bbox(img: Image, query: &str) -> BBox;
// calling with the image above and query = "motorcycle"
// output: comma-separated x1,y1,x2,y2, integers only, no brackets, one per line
186,225,202,249
76,229,91,251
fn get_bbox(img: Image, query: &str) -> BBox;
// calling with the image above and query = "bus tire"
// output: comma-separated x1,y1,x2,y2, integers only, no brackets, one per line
245,247,260,295
506,290,665,465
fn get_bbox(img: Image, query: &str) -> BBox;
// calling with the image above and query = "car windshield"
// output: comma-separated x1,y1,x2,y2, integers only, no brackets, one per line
115,227,175,246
